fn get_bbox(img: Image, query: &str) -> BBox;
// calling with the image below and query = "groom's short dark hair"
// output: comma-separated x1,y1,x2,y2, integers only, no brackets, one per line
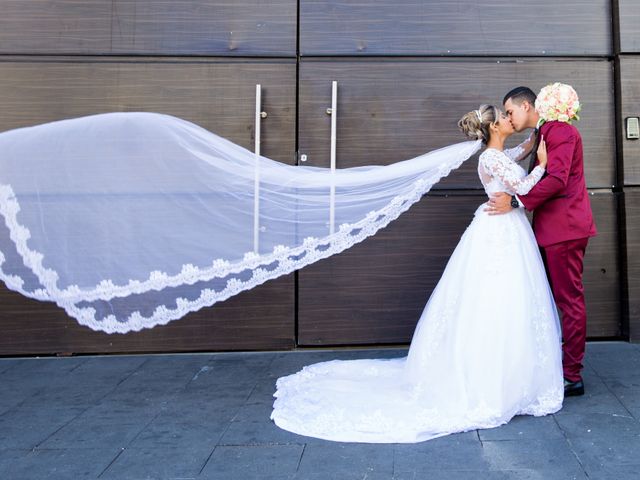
503,87,537,106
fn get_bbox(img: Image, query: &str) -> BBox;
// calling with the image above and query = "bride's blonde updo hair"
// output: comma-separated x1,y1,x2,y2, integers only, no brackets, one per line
458,104,500,144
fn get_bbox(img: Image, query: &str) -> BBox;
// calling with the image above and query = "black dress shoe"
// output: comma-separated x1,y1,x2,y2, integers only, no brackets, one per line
564,378,585,397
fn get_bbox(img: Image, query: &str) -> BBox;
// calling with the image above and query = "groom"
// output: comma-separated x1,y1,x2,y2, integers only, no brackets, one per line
487,86,597,397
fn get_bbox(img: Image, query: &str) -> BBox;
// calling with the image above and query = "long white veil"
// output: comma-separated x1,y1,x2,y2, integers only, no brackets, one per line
0,112,481,333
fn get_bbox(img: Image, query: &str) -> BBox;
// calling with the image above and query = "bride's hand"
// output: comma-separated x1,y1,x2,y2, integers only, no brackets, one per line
537,137,547,169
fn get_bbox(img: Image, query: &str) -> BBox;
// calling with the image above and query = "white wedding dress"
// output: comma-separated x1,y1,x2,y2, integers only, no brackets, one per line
271,145,564,443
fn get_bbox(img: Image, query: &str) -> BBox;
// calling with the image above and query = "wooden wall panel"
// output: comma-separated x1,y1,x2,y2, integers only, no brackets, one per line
0,1,111,54
298,193,619,346
0,277,295,356
301,0,611,56
619,0,640,53
0,58,297,355
625,189,640,342
620,56,640,185
583,192,622,337
0,1,296,56
0,58,296,163
299,59,615,189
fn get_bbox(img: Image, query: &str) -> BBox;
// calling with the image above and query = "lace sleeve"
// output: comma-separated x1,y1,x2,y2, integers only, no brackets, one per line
481,149,544,195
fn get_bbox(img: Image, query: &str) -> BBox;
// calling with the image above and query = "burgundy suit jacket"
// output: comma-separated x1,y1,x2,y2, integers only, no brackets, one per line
519,121,597,248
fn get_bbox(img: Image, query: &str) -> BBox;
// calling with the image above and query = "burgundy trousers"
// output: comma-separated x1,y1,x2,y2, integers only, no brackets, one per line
540,237,589,382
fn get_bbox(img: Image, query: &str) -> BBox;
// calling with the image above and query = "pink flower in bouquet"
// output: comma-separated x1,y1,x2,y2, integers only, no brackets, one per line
535,83,581,124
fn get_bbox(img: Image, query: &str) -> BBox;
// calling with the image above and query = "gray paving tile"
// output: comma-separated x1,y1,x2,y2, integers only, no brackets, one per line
0,387,36,415
325,348,407,361
219,417,310,446
297,442,394,478
586,343,640,379
112,362,198,397
16,356,88,375
294,472,390,480
206,351,277,366
393,470,587,480
0,358,89,400
133,354,209,377
158,393,242,421
109,378,190,401
8,356,150,413
587,341,639,356
393,431,487,472
68,355,147,380
0,406,85,450
184,370,259,391
603,377,640,412
623,404,640,420
130,407,232,449
96,389,177,414
101,446,212,480
604,374,640,390
39,421,148,450
199,444,304,479
0,447,121,480
0,358,23,375
554,413,640,471
192,356,273,385
480,439,583,473
479,414,564,441
18,382,115,411
231,401,274,422
584,464,640,480
245,379,278,405
179,381,257,409
38,404,157,449
2,357,149,414
555,372,630,417
555,411,640,438
0,449,29,474
1,342,639,478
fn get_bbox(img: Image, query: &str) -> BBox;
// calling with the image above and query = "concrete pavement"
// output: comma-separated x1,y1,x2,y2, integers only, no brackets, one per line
0,342,639,479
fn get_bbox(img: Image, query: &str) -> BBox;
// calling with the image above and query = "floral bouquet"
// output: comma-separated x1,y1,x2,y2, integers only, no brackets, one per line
535,82,581,124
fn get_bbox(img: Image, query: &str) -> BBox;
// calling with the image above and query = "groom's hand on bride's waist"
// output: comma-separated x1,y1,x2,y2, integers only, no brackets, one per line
486,192,513,215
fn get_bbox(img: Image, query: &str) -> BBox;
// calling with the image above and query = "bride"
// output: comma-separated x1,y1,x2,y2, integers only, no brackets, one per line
270,104,564,443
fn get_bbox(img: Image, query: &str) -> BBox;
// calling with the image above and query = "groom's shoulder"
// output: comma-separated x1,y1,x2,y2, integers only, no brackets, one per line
542,121,580,140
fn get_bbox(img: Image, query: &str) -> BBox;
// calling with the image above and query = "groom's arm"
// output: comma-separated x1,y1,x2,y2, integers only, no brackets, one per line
518,126,576,211
486,125,575,215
